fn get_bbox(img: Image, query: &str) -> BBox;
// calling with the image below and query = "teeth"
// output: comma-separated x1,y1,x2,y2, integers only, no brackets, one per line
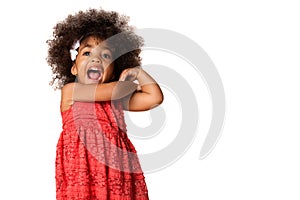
91,67,99,70
89,67,99,71
87,67,102,74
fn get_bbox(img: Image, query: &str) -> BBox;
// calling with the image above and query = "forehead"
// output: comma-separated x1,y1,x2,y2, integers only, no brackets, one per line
80,36,103,46
79,36,113,50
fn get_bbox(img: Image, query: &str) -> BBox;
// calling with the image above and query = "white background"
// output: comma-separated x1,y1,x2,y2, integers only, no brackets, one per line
0,0,300,199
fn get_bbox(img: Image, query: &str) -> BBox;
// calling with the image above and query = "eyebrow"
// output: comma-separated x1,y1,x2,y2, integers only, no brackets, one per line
81,43,93,49
80,43,113,52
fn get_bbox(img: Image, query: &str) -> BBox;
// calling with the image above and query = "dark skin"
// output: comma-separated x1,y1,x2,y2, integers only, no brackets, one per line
61,36,163,112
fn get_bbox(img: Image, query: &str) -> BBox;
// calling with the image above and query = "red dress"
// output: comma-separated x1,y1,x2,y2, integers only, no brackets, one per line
56,101,149,200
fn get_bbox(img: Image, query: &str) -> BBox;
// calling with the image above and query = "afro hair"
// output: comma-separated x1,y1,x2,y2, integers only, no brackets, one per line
46,8,144,89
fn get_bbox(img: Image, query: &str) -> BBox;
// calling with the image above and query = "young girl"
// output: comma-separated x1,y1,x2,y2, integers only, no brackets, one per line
47,8,163,200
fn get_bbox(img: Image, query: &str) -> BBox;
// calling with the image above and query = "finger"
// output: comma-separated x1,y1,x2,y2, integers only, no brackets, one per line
125,70,138,81
119,75,125,81
119,70,128,81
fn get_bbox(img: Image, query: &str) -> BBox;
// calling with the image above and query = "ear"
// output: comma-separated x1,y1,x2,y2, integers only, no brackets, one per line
71,64,77,76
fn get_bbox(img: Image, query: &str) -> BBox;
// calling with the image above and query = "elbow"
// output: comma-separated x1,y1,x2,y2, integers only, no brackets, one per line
149,93,164,110
157,93,164,105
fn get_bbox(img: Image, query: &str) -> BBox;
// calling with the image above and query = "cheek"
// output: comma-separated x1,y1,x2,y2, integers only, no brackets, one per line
105,64,114,72
76,61,88,72
105,66,114,79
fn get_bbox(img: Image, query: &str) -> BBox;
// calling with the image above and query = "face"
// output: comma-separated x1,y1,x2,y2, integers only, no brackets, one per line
71,36,114,84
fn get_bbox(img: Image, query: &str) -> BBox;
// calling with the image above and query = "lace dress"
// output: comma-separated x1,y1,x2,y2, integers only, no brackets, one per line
55,101,149,200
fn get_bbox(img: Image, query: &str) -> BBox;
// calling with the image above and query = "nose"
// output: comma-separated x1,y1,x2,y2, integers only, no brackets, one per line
91,57,101,63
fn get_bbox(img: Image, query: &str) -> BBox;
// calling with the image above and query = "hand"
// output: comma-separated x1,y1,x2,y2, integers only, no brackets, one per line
119,67,141,82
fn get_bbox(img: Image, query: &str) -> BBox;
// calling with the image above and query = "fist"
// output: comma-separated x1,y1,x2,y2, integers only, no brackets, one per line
119,67,141,81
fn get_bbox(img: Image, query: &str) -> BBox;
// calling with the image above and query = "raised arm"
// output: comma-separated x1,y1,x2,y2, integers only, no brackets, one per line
60,81,137,112
119,68,164,111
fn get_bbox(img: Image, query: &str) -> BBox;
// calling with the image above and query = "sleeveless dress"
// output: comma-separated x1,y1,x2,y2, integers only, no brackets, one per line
55,101,149,200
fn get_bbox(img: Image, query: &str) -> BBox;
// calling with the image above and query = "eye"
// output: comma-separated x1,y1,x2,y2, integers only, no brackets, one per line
83,51,91,56
102,53,112,60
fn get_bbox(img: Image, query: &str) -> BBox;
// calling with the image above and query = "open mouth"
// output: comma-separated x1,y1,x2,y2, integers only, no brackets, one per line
87,67,102,81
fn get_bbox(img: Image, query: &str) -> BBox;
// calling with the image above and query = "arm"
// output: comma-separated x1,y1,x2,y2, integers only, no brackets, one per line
60,81,138,112
120,68,164,111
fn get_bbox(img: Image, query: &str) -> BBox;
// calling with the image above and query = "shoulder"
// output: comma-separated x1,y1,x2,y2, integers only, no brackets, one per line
61,83,74,112
61,83,74,101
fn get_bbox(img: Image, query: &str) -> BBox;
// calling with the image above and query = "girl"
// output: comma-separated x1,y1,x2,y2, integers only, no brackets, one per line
47,8,163,200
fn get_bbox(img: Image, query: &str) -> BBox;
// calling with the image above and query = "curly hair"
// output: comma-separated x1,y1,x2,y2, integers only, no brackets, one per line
46,8,144,89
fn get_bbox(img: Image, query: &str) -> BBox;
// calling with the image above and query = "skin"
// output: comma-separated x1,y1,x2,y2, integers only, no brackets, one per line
61,36,163,112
